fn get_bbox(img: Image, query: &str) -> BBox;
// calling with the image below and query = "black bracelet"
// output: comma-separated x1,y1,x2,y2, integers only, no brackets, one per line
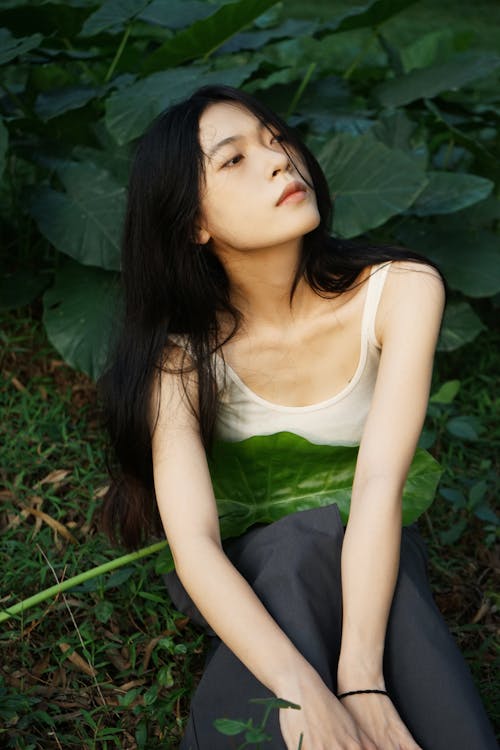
337,689,389,700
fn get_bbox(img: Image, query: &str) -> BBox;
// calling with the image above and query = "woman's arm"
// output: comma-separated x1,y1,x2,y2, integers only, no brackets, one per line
151,356,307,694
336,261,445,746
151,350,374,749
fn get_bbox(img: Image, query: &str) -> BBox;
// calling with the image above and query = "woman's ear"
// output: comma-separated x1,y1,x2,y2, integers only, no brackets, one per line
196,226,211,245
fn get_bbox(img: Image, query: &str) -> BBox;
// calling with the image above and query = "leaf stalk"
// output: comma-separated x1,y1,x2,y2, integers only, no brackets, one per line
105,24,132,83
0,540,168,624
286,62,316,118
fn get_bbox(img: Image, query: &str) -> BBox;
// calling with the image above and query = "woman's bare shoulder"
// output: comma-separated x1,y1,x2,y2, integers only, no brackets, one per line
383,259,445,293
384,258,441,279
147,336,200,439
376,260,445,345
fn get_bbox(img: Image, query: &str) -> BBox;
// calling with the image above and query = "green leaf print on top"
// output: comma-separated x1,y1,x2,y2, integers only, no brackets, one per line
207,431,442,540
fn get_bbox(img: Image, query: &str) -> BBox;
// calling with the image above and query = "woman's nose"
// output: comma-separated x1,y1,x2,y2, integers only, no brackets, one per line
270,148,291,177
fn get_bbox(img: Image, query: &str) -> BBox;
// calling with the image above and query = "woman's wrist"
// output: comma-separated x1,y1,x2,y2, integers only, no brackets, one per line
271,658,326,699
337,658,385,694
337,688,389,700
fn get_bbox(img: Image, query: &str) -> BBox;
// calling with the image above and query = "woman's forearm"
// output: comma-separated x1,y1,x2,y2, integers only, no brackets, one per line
337,476,402,688
175,538,321,697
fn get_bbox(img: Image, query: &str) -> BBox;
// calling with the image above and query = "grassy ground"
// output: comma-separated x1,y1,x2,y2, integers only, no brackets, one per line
1,304,498,749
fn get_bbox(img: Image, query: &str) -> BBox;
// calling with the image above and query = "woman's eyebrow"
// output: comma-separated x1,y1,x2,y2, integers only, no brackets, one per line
207,135,240,158
207,121,269,158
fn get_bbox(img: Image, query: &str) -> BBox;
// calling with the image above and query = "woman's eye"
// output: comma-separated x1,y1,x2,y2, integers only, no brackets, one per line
222,154,243,168
271,133,284,144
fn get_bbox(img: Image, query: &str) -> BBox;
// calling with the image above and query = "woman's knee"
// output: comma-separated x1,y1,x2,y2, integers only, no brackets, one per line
236,505,344,580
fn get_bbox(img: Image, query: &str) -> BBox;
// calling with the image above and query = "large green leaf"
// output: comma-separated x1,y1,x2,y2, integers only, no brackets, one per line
409,171,493,216
374,51,500,107
245,66,304,93
35,84,105,120
330,0,417,33
368,110,428,168
80,0,152,36
218,18,316,54
437,302,486,352
283,0,415,31
138,0,213,30
0,28,42,65
43,260,121,380
456,194,500,229
260,32,386,77
105,62,259,145
396,218,500,298
28,162,124,270
400,29,471,73
142,0,278,72
369,110,415,151
207,431,442,539
72,144,132,184
318,132,427,238
279,0,349,20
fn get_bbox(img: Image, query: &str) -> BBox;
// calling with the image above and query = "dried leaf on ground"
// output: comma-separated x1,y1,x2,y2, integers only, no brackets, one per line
59,642,97,677
34,469,72,488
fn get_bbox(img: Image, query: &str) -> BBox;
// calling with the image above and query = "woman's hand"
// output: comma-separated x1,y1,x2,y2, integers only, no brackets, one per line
276,670,377,750
340,692,423,750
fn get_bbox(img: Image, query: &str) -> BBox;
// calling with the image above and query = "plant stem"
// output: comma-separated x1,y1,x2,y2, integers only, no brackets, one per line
261,703,274,727
0,540,169,624
286,62,316,118
104,24,132,83
343,29,377,80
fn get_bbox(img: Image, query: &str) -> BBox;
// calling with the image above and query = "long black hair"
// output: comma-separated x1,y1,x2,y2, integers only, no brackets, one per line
99,84,448,549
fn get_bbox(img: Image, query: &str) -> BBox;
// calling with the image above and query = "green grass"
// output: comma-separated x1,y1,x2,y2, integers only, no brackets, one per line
0,309,206,748
418,301,500,724
1,304,498,748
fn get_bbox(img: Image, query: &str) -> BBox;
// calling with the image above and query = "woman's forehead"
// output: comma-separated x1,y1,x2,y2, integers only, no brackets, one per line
198,102,267,153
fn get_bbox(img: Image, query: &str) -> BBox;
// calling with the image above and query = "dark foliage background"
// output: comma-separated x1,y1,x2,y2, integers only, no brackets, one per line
1,0,498,747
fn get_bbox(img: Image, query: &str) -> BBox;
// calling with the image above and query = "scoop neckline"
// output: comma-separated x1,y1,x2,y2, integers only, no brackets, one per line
216,265,376,413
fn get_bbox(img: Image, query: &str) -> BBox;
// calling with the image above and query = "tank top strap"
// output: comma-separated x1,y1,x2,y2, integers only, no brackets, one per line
363,261,392,349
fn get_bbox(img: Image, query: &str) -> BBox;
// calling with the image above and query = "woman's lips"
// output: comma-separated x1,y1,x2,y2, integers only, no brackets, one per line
276,181,308,206
278,189,307,205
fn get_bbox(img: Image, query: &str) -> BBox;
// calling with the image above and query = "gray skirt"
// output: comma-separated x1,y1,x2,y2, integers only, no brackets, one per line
164,503,498,749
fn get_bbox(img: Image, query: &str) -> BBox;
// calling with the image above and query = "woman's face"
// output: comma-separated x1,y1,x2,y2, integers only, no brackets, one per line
196,102,321,253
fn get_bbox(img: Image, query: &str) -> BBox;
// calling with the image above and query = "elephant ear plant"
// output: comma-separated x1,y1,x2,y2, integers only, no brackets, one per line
1,0,499,377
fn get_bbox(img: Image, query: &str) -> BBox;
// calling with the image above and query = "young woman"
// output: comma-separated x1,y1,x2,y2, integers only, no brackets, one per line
100,85,497,749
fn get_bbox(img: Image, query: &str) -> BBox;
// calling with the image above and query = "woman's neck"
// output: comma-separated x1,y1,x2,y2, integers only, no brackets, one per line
214,238,321,333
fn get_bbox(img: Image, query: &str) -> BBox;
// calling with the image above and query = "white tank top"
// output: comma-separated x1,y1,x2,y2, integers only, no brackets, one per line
171,261,392,447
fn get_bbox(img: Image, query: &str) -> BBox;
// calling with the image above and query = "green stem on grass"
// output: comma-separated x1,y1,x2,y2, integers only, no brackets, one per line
0,540,169,624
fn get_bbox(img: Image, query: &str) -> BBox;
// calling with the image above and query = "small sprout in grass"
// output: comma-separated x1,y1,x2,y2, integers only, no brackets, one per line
244,726,273,743
430,380,461,405
215,696,302,748
214,717,254,736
